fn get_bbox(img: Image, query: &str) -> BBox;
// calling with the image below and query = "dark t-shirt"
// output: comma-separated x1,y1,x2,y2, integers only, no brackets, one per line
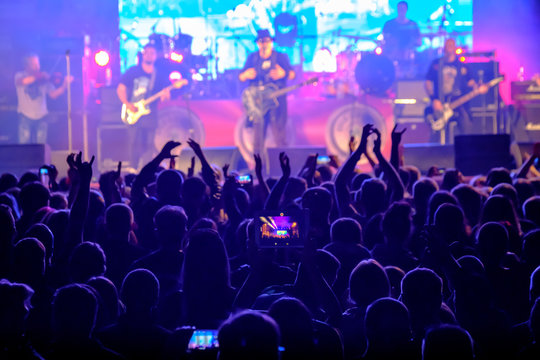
426,58,472,101
383,18,420,52
242,50,292,88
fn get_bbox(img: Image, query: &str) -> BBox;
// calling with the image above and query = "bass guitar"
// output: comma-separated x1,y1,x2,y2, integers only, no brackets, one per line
121,79,188,125
425,76,503,131
242,77,318,120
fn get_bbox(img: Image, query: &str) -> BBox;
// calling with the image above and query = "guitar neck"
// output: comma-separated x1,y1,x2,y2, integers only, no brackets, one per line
271,80,311,98
448,78,503,110
143,84,175,106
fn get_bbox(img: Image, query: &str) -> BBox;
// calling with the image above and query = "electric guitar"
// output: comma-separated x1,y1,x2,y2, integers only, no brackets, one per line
242,77,318,120
121,79,188,125
425,76,504,131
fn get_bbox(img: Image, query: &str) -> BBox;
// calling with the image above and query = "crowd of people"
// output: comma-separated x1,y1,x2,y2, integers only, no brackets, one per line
1,124,540,360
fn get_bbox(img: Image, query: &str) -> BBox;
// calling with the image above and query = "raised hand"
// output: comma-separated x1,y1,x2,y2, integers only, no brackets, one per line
159,140,181,159
373,128,382,154
222,163,230,178
279,152,291,178
187,138,203,157
254,153,263,175
348,136,357,154
269,64,286,80
391,124,407,145
358,124,374,155
74,152,95,183
187,156,196,178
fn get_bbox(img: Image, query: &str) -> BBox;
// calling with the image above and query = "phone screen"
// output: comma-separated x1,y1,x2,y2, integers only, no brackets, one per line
237,174,252,184
317,155,330,165
187,330,219,351
255,209,308,248
39,167,49,186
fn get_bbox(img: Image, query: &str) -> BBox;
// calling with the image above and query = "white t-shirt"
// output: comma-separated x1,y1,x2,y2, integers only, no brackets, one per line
15,71,54,120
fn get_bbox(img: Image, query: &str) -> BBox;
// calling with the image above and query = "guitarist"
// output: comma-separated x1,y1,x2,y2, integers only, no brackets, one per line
425,39,486,143
239,29,295,161
117,42,172,169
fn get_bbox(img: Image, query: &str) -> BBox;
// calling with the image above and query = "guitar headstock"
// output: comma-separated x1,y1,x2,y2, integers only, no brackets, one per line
173,79,189,88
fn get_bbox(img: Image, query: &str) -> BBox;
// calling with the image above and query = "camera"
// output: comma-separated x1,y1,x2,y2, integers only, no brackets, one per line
254,209,309,248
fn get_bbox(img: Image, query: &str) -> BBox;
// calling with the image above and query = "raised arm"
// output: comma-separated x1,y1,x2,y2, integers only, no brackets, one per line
67,152,94,247
264,152,291,210
390,124,406,170
99,161,123,207
334,124,373,217
372,128,405,202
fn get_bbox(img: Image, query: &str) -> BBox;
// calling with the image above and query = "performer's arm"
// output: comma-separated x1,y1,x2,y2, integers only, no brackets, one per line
48,76,72,99
15,74,38,86
117,83,137,112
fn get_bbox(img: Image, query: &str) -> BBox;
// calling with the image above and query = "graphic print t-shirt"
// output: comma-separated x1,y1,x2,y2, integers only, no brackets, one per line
120,66,154,104
242,50,292,88
426,58,471,101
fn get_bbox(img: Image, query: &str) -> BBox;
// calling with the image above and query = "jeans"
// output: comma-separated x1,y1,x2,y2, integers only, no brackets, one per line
19,113,48,144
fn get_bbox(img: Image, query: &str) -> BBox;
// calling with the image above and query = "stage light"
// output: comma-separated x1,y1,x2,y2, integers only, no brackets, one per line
459,56,466,62
169,71,182,82
170,51,184,63
94,50,110,67
456,48,463,55
375,47,383,55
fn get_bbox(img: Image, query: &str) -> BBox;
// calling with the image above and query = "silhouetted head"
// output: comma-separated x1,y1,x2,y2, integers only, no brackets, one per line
0,192,20,220
154,205,187,249
427,191,458,225
364,213,384,250
457,255,485,276
452,184,483,227
218,310,281,360
530,265,540,303
514,178,535,208
360,178,387,216
486,167,512,188
0,173,18,193
479,195,520,233
268,297,314,356
492,183,518,210
364,297,411,350
382,201,412,244
52,284,98,340
301,186,332,221
401,268,443,320
44,210,69,261
0,204,16,246
69,242,107,283
434,203,467,243
105,203,133,240
476,222,508,267
403,165,421,193
181,176,208,206
385,266,406,299
87,276,121,329
25,223,54,264
283,177,308,203
13,238,46,285
441,169,463,191
316,249,340,287
17,172,39,188
523,196,540,227
183,228,230,292
317,165,333,183
121,269,159,315
191,217,218,232
156,169,183,204
19,182,50,217
0,279,34,337
349,259,390,308
422,325,474,360
49,192,68,210
523,230,540,272
351,173,372,191
330,217,362,244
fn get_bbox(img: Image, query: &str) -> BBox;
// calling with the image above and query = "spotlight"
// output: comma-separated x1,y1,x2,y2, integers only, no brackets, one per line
94,50,110,67
375,47,383,55
459,56,466,62
455,48,463,55
169,71,182,82
170,51,184,63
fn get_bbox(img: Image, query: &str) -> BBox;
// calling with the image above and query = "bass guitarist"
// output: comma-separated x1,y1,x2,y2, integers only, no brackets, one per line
239,29,295,164
425,38,487,144
117,42,173,169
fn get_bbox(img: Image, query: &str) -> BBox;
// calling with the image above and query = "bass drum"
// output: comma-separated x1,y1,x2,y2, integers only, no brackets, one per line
325,101,393,165
355,53,395,96
154,105,206,153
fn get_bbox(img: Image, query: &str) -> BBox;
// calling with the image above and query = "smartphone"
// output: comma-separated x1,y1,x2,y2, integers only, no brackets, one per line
39,167,49,186
187,329,219,351
237,174,252,184
254,209,309,248
317,155,330,165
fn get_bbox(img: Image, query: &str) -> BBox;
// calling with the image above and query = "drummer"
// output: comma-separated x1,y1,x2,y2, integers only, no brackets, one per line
382,1,421,63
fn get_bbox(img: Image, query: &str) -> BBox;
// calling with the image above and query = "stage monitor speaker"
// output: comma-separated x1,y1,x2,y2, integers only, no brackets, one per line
403,144,455,175
267,146,327,178
454,134,514,175
395,80,428,117
395,117,431,144
0,144,51,177
99,86,123,124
